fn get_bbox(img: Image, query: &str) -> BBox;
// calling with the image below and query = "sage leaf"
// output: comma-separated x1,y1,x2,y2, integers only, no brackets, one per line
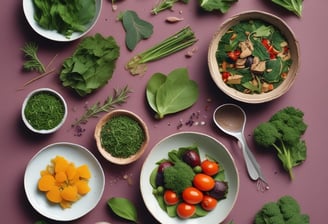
107,197,138,222
147,68,199,119
146,73,166,112
119,10,153,51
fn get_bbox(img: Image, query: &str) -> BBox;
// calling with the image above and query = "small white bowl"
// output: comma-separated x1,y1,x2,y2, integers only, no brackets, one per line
22,88,68,134
22,0,102,42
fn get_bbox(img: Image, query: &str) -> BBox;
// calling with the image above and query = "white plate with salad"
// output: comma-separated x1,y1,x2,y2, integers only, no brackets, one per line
140,131,239,224
24,142,105,221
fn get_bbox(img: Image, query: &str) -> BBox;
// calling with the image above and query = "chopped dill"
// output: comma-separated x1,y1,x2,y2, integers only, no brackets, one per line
100,115,145,158
24,92,65,130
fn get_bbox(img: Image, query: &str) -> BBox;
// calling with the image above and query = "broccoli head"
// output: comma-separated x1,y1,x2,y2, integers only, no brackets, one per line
163,160,195,194
253,106,308,180
254,195,309,224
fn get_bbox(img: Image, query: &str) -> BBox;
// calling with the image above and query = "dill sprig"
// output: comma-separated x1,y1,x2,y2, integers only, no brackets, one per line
21,42,46,73
72,86,132,127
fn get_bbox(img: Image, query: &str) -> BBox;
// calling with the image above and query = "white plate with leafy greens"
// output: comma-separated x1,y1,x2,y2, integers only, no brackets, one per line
24,142,105,221
22,0,102,41
140,131,239,224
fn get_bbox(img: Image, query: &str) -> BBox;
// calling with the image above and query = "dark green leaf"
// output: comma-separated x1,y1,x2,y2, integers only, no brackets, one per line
199,0,238,13
263,58,283,83
146,73,166,112
107,197,138,222
271,0,303,17
120,10,153,51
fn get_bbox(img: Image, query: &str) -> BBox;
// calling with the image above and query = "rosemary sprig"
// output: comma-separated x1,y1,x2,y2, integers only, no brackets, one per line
21,42,46,73
72,86,132,127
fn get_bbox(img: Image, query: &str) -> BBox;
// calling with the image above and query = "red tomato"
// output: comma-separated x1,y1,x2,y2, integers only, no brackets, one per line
193,173,215,191
201,195,218,211
182,187,203,204
176,202,196,219
163,190,179,205
201,160,219,176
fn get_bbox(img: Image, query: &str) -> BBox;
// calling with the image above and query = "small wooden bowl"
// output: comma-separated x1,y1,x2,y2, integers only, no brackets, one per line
94,109,149,165
208,10,300,104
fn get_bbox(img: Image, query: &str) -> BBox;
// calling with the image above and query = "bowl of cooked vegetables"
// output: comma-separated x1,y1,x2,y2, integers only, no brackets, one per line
22,0,102,41
22,88,68,134
140,132,239,223
208,10,300,104
94,109,149,165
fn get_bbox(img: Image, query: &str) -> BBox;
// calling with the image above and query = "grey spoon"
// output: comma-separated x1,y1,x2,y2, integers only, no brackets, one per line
213,103,269,190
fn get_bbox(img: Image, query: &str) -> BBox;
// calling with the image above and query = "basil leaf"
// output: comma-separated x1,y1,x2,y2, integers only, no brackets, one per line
107,197,138,222
146,73,166,113
120,10,153,51
271,0,303,17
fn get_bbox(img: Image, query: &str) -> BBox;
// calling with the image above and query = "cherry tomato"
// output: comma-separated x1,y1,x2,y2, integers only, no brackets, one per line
193,173,215,191
163,190,179,205
201,160,219,176
176,202,196,219
182,187,203,204
201,195,218,211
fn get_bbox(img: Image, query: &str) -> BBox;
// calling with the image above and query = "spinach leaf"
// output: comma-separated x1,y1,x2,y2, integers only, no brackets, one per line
60,34,120,96
263,58,283,83
107,197,138,222
199,0,238,13
146,68,199,119
118,10,153,51
271,0,303,17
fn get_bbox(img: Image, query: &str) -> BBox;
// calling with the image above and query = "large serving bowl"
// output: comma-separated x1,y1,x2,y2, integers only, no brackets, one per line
140,132,239,224
22,0,102,42
94,109,149,165
208,10,300,104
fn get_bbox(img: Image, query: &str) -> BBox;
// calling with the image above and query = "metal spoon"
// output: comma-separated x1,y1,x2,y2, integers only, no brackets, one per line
213,103,269,190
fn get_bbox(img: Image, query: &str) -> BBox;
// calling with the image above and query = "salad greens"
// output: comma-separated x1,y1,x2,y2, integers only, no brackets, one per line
271,0,303,17
60,34,120,96
107,197,138,223
32,0,96,38
126,26,197,75
118,10,153,51
199,0,238,13
146,68,199,119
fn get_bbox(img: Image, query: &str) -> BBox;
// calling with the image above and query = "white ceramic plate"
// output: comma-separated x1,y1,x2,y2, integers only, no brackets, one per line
140,132,239,224
22,0,102,42
24,142,105,221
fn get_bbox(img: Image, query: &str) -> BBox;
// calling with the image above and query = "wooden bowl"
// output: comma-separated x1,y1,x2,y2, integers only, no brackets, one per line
208,10,300,104
94,109,149,165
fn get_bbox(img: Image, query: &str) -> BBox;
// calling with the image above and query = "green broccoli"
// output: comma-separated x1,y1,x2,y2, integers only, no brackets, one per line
163,160,195,194
253,106,307,180
254,195,309,224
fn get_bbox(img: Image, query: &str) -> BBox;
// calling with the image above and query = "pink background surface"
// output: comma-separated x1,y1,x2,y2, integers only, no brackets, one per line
0,0,325,223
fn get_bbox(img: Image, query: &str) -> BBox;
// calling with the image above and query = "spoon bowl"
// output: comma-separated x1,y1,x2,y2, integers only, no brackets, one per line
213,104,267,188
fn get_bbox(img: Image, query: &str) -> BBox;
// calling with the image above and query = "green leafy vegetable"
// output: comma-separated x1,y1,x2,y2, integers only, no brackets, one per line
253,107,308,180
21,42,45,73
146,68,199,119
151,0,189,15
126,26,197,75
60,33,120,96
271,0,303,17
199,0,238,13
118,10,153,51
107,197,138,223
72,86,131,127
33,0,96,38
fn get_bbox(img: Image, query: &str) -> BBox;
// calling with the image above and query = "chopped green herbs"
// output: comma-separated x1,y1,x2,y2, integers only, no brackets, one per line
216,19,292,94
32,0,96,38
24,92,65,130
126,26,197,75
146,68,199,119
100,115,145,158
118,10,154,51
60,34,120,96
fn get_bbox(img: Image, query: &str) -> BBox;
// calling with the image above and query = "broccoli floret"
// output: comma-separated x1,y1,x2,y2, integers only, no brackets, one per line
163,160,195,194
253,106,308,180
254,195,309,224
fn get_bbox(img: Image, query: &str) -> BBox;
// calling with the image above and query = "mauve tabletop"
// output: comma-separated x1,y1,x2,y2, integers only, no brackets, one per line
0,0,325,223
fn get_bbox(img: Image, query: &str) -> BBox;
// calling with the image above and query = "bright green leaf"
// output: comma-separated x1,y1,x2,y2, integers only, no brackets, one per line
199,0,238,13
107,197,138,222
146,73,166,112
271,0,303,17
